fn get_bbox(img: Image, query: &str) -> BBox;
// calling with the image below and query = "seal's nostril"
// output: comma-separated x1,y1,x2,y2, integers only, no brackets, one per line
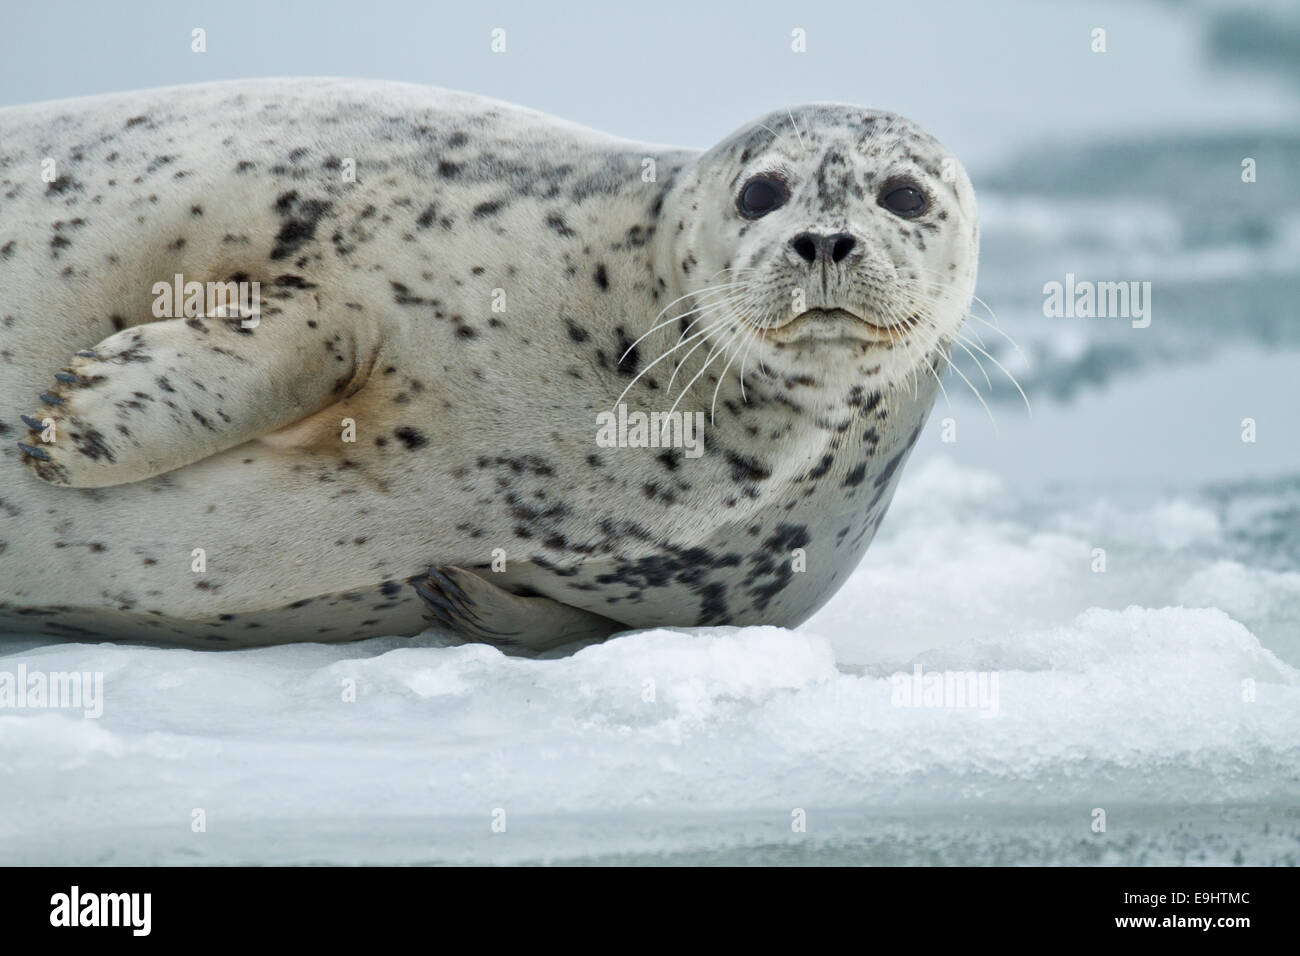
792,232,855,265
790,233,818,264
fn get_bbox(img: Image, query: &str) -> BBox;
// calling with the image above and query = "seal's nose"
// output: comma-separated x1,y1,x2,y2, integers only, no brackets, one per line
789,232,857,265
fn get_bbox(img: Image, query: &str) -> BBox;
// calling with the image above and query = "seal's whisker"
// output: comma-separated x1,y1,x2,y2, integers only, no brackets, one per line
705,266,759,280
757,122,796,153
960,317,989,350
963,312,1030,364
942,347,999,433
615,302,747,408
677,308,751,410
670,310,754,395
642,280,749,331
658,290,749,347
882,301,933,402
890,302,962,412
951,336,993,390
730,294,770,404
616,300,745,407
901,326,922,401
787,107,807,154
876,307,913,396
856,112,902,162
711,316,759,421
899,304,972,413
954,329,1032,414
967,292,1002,326
627,283,749,358
891,274,1026,365
913,333,954,412
670,318,747,422
737,324,760,403
672,295,746,348
649,290,749,351
665,310,745,395
901,271,1005,336
742,296,780,402
673,292,753,344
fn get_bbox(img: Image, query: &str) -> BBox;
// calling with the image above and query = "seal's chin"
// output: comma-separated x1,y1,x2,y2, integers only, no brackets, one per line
758,307,920,346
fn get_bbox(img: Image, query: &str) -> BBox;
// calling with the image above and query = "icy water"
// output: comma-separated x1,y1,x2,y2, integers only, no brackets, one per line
2,2,1299,865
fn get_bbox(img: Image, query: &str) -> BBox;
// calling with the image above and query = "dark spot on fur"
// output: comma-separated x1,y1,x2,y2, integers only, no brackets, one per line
274,274,316,289
71,427,114,462
726,451,771,484
270,191,333,260
416,203,439,229
390,281,429,306
545,213,576,238
394,427,427,450
614,327,638,376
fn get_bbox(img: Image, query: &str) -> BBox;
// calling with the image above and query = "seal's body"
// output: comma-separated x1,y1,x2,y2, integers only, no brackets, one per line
0,79,977,651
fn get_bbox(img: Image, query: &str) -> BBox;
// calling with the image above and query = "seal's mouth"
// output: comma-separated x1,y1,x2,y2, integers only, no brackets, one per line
759,307,921,344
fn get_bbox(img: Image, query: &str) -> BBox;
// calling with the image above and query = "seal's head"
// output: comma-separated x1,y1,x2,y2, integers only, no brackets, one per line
658,104,978,398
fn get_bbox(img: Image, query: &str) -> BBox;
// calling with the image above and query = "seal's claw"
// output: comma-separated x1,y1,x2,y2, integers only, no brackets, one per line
426,566,473,608
411,577,454,617
75,350,97,358
19,414,43,430
407,565,622,653
38,392,63,405
410,567,507,644
17,442,50,461
412,584,454,628
54,372,78,383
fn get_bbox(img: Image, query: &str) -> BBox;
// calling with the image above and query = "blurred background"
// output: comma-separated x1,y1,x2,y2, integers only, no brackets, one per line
1,0,1297,864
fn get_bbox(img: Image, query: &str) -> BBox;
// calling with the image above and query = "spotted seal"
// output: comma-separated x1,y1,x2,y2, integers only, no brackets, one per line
0,78,977,652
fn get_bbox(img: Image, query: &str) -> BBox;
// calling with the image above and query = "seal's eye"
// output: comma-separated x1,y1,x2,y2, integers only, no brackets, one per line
878,182,928,218
737,177,788,219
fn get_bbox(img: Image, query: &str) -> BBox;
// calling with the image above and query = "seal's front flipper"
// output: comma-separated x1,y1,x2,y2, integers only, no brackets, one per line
411,566,623,655
17,286,376,487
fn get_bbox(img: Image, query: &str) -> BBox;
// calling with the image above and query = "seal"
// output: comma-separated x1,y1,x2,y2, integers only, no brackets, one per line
0,78,978,652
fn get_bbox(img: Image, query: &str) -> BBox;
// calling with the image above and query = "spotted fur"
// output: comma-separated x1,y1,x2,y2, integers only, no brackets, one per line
0,79,977,650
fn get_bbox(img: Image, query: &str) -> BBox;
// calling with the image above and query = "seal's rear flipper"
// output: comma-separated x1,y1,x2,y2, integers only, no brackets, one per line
411,566,623,655
16,285,376,487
